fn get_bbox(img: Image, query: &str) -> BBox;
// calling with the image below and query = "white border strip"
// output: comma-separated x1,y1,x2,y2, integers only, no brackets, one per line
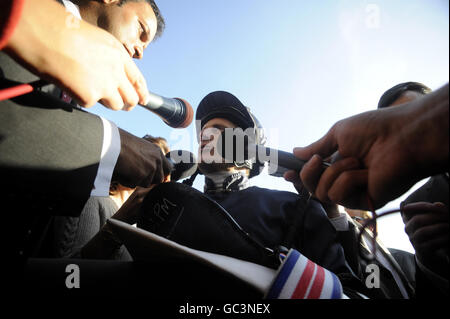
90,117,121,197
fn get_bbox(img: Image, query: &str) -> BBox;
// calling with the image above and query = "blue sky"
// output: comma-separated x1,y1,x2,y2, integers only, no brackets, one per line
88,0,449,252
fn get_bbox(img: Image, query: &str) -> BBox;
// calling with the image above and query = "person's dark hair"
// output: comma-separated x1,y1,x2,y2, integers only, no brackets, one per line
143,134,170,155
378,82,432,109
119,0,165,39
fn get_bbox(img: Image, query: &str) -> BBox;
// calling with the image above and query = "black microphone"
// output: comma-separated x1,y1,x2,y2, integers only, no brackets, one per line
217,129,330,174
165,150,198,181
140,92,194,128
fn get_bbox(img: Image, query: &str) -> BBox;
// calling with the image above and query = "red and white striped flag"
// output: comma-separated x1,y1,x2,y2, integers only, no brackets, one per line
265,249,343,299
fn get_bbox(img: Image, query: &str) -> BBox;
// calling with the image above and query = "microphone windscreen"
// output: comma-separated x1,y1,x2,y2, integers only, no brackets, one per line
174,98,194,128
166,150,198,181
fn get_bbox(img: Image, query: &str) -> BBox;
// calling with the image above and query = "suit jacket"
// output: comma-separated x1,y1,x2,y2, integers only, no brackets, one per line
336,221,415,298
0,50,105,259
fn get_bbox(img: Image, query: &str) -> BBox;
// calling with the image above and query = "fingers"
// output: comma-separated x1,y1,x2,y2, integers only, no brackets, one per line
283,170,300,184
328,169,369,209
124,57,150,106
284,170,305,195
403,202,449,257
99,89,125,111
299,154,361,202
105,56,147,111
408,223,449,250
97,72,145,111
402,202,449,224
97,80,140,111
299,154,325,195
404,211,449,235
72,93,96,109
314,157,360,203
402,202,448,215
118,77,139,110
285,164,345,218
94,49,149,111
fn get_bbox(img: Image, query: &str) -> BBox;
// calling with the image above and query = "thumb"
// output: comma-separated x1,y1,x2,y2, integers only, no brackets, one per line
293,126,338,161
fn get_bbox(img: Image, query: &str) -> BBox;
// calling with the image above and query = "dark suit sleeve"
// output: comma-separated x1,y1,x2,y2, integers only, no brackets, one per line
336,222,363,276
0,91,105,216
0,0,25,50
0,50,109,217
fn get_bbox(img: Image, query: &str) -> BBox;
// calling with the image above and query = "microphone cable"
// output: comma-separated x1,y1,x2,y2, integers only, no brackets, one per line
357,194,416,298
0,80,47,101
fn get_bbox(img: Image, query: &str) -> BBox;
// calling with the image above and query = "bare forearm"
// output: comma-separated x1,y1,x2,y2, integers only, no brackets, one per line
401,83,449,177
3,0,150,109
4,0,74,75
292,83,449,210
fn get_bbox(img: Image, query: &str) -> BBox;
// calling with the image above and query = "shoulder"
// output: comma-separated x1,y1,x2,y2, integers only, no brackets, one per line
95,196,118,211
244,186,298,197
241,186,309,204
83,196,117,212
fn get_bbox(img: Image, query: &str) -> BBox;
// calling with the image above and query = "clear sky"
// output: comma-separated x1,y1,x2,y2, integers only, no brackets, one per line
88,0,449,253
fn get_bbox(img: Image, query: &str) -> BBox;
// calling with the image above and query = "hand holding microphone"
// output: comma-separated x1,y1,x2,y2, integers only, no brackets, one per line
216,129,336,199
0,83,194,128
1,0,193,124
2,0,150,110
216,128,331,173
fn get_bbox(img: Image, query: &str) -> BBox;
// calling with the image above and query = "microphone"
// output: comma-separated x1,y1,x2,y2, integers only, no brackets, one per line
217,129,330,174
165,150,198,181
0,83,194,128
140,92,194,128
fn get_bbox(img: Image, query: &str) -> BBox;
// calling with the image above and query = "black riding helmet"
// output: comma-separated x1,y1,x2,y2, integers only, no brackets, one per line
196,91,266,178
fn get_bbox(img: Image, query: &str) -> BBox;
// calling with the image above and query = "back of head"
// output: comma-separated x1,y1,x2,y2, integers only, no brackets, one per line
143,134,170,155
377,82,432,109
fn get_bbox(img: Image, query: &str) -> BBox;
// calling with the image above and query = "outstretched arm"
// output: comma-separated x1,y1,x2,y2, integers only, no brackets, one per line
291,84,448,210
2,0,149,110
